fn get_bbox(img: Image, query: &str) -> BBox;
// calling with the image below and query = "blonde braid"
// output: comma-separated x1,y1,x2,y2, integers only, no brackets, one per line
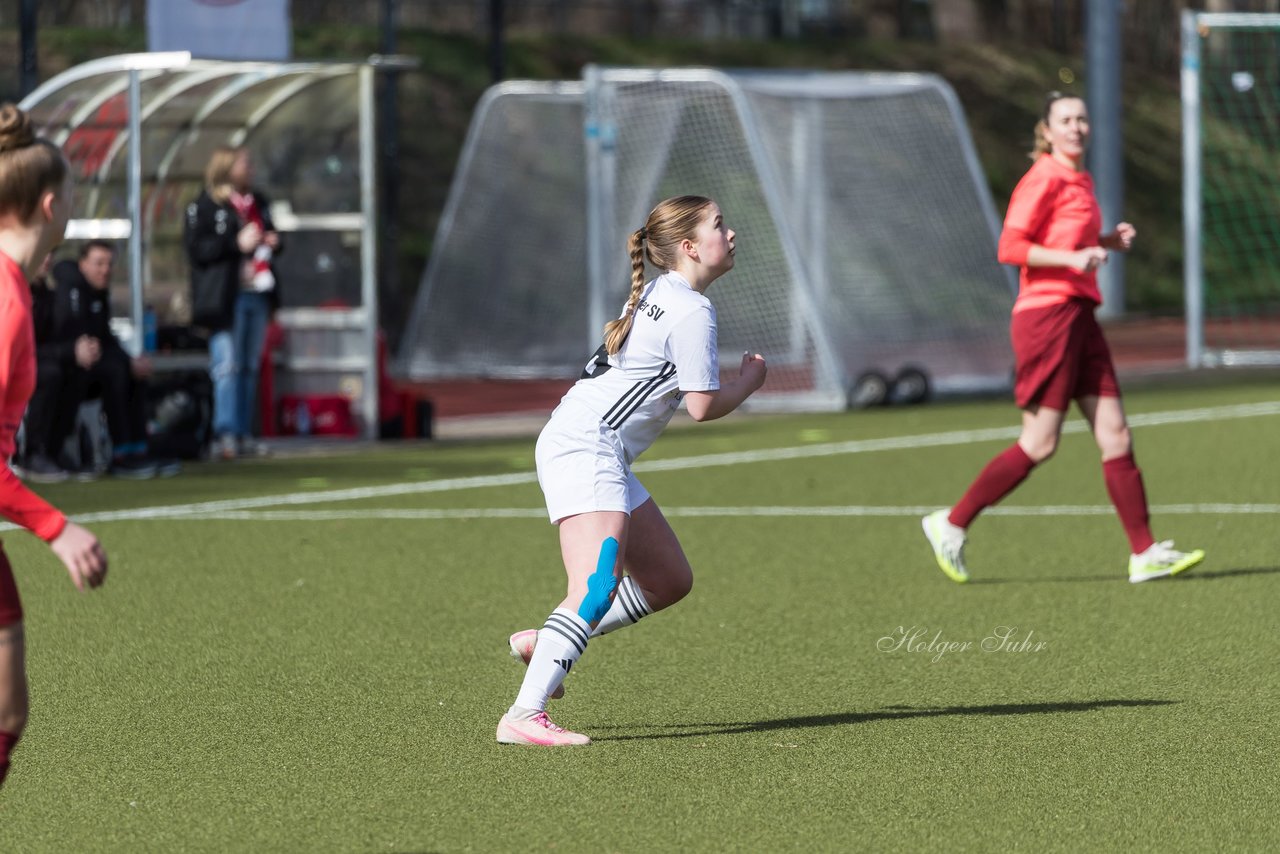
603,227,648,355
600,196,713,354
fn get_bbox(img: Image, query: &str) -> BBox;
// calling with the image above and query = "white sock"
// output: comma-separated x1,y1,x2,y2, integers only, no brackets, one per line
511,608,590,715
590,576,653,637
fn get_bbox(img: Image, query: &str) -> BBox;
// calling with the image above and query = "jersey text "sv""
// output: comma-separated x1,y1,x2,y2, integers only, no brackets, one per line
635,299,665,321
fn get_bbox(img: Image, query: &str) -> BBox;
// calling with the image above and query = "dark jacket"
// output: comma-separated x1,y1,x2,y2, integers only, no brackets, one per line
183,189,283,332
29,277,68,364
46,259,130,365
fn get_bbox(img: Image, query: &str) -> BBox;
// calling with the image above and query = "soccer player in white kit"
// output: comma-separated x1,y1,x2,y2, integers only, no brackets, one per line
497,196,767,746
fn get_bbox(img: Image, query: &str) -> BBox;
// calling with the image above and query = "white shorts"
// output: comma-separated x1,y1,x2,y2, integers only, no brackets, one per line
535,399,651,524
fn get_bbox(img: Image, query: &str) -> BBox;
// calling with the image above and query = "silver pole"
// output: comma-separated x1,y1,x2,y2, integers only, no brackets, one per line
583,64,613,352
787,106,808,362
788,99,826,365
1181,10,1205,369
127,69,144,358
807,99,827,354
359,64,380,438
702,69,845,404
1086,0,1124,319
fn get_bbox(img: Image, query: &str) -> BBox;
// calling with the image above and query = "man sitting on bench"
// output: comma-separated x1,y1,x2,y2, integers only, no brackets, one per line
17,241,178,481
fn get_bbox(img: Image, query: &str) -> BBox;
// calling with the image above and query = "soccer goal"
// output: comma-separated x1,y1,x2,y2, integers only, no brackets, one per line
1182,11,1280,368
399,68,1016,410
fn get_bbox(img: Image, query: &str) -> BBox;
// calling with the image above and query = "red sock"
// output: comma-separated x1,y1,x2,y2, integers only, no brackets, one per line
1103,453,1155,554
949,443,1037,529
0,729,19,788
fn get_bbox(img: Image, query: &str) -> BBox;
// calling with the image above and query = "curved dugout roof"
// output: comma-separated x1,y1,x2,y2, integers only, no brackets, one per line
19,52,409,438
20,52,380,237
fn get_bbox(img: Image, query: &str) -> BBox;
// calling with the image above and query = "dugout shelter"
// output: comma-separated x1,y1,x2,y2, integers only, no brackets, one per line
19,51,410,439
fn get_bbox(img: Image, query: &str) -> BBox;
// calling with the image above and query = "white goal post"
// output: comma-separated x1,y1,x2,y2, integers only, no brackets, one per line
400,67,1017,410
1182,10,1280,369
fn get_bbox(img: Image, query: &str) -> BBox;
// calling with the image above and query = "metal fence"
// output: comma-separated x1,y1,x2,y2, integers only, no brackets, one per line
8,2,1280,71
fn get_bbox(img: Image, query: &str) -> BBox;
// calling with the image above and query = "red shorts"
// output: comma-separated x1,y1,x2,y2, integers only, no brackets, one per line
1011,298,1119,410
0,548,22,627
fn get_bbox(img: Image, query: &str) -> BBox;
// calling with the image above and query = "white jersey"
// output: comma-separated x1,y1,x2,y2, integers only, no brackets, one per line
561,271,719,463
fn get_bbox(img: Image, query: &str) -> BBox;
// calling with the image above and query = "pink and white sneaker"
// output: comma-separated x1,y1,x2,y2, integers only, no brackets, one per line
509,629,564,699
496,711,590,746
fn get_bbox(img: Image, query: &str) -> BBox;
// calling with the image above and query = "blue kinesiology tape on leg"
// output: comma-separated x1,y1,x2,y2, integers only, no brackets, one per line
577,537,620,624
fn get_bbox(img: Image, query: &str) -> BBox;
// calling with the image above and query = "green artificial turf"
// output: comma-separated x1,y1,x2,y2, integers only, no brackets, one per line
2,379,1278,851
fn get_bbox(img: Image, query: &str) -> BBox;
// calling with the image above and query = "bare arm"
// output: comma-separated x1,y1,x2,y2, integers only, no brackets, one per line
1026,244,1109,273
1024,223,1133,270
683,352,767,422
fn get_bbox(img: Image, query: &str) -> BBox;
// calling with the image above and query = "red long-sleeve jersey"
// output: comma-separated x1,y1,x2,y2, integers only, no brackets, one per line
0,251,68,542
997,154,1104,313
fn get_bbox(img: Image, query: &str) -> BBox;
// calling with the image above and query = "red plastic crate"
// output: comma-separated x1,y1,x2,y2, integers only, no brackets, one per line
278,394,357,437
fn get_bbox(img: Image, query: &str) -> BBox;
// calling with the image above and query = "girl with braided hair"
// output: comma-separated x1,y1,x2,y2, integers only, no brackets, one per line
498,195,766,746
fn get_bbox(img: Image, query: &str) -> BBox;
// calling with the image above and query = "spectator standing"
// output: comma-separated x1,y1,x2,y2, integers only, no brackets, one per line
183,146,281,461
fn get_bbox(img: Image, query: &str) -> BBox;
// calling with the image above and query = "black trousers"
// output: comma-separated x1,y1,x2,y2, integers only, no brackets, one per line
25,350,148,459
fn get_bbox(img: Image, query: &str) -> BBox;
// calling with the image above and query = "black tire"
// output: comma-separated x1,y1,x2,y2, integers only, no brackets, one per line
847,371,890,409
890,366,931,405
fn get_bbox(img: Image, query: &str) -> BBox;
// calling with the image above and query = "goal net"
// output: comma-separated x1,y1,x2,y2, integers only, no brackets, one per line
1183,11,1280,367
400,68,1016,410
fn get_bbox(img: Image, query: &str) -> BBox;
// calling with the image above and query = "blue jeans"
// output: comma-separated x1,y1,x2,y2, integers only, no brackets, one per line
233,291,272,437
209,291,272,439
209,330,235,438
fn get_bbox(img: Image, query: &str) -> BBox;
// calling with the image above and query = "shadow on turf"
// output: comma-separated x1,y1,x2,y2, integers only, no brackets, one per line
1178,565,1280,581
967,575,1117,584
589,698,1179,742
969,565,1280,585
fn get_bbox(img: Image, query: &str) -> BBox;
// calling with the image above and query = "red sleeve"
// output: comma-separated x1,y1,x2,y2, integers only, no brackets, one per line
0,466,67,542
997,166,1059,266
0,299,67,542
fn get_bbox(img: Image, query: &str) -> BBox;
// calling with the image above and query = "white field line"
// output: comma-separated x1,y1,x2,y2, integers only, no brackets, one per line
58,503,1280,523
635,400,1280,472
6,399,1278,530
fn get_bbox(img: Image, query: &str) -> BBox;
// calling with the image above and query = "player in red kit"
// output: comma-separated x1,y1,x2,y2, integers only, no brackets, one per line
922,92,1204,584
0,103,108,788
